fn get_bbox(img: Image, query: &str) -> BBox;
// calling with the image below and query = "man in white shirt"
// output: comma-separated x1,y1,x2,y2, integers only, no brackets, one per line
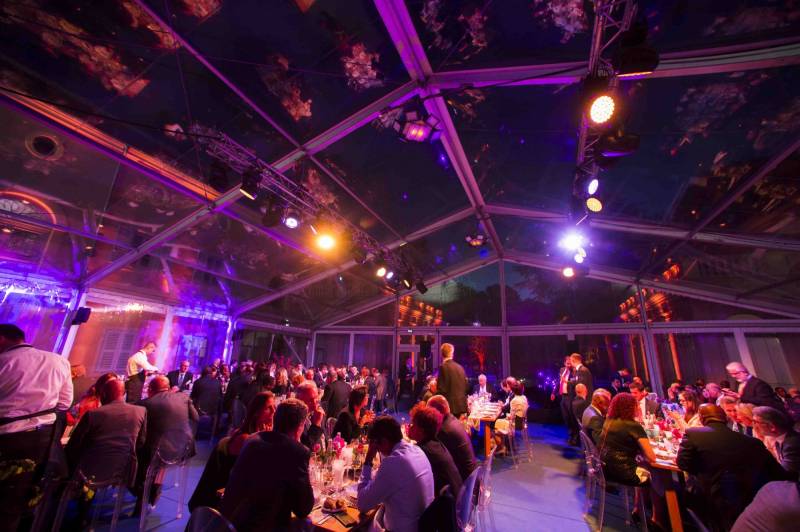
358,416,434,532
472,374,490,397
0,323,72,530
125,342,159,403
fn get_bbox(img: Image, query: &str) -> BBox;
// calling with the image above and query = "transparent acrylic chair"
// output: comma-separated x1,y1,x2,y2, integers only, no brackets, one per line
139,431,194,532
476,447,498,531
186,506,236,532
51,467,130,532
456,466,482,532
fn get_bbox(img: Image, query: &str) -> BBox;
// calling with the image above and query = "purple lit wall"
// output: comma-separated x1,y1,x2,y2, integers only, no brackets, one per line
0,289,71,351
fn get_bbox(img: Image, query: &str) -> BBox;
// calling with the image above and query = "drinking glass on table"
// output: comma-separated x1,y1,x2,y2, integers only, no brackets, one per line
332,458,346,493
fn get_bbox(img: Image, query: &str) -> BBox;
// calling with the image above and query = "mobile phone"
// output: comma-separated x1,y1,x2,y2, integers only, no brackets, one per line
334,512,358,527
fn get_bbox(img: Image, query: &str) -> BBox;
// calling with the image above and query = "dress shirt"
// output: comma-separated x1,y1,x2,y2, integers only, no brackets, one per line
177,372,187,386
559,368,570,395
357,440,434,532
637,397,647,422
765,433,787,463
0,344,73,434
126,350,158,377
478,385,488,395
737,375,752,395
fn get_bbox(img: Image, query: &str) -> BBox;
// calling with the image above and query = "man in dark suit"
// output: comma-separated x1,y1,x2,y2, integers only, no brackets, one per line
437,343,468,418
65,379,147,483
190,365,222,416
427,395,477,481
753,406,800,474
472,374,491,397
294,381,325,451
726,362,785,411
571,383,591,426
567,353,593,399
409,405,462,496
629,382,662,420
167,360,193,392
677,404,791,529
324,370,351,420
221,398,314,531
134,376,199,509
581,389,611,444
609,377,624,397
551,356,576,444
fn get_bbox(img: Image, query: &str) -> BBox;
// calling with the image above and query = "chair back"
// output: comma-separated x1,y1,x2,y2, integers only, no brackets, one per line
456,466,482,530
187,506,237,532
514,407,529,431
419,485,457,532
579,431,605,484
494,418,510,435
478,447,496,510
325,417,337,440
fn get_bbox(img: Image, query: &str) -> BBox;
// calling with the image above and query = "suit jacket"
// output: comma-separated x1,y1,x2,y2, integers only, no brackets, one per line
138,391,198,459
776,430,800,474
65,400,146,483
581,405,604,445
642,398,663,419
739,376,785,411
567,365,593,399
677,421,791,528
436,413,477,481
438,359,468,418
572,397,590,425
471,383,492,397
167,370,193,391
221,431,314,531
190,375,222,415
419,438,463,497
324,379,351,420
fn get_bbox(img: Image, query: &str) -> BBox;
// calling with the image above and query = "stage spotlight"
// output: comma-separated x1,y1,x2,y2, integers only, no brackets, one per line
558,232,585,251
375,265,387,278
385,270,395,280
401,277,413,289
614,22,660,78
587,178,599,196
261,195,282,227
598,130,640,157
239,168,261,200
316,233,336,250
586,197,603,213
589,94,616,125
416,281,428,294
562,266,575,278
574,253,584,264
398,111,441,143
282,208,300,229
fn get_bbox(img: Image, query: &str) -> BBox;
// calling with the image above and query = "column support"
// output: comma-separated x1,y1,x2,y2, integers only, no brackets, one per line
637,285,664,395
499,260,510,378
309,332,317,367
347,333,355,367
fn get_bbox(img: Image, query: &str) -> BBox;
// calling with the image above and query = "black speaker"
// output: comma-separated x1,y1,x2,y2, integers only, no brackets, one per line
71,307,92,325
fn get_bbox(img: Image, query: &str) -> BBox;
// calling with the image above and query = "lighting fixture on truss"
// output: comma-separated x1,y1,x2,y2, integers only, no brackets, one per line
465,233,487,248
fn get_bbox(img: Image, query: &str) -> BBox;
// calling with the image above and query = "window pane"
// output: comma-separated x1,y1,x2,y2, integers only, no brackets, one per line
314,334,350,368
353,335,393,372
441,335,501,381
653,333,738,393
575,334,647,390
745,334,799,389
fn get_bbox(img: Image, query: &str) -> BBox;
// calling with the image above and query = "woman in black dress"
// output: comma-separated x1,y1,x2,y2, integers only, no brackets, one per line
332,386,374,443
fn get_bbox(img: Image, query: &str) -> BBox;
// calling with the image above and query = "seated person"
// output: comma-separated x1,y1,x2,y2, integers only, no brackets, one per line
571,383,590,427
134,376,199,510
472,374,491,397
427,395,477,481
294,381,326,450
599,393,656,486
581,389,611,445
629,381,662,420
509,381,529,429
220,398,313,531
357,416,434,532
753,406,800,474
332,386,374,443
719,396,751,435
677,404,791,530
167,360,193,391
65,379,147,483
409,405,462,496
190,392,275,512
190,365,222,416
421,378,438,403
67,372,118,429
731,480,800,532
668,389,703,431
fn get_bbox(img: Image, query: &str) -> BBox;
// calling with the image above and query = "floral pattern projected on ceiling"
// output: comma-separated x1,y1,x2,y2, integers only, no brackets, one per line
1,1,149,97
340,43,383,91
120,1,178,49
258,54,313,121
420,0,489,63
703,1,800,37
531,0,588,43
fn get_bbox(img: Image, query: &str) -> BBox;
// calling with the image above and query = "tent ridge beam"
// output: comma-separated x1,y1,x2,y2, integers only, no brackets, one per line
485,203,800,252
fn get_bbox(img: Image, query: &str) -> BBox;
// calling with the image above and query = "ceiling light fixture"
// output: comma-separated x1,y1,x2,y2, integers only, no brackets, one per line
589,94,616,125
562,266,575,278
239,168,261,200
282,208,300,229
585,197,603,213
316,233,335,250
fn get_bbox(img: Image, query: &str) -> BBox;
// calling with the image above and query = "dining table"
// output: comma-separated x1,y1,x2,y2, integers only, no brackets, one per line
468,399,504,457
647,434,685,532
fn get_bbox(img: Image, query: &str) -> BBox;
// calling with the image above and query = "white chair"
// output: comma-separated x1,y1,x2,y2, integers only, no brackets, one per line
579,431,648,531
476,447,498,531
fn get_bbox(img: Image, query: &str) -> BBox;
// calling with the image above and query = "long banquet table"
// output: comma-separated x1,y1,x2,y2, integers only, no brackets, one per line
468,399,504,457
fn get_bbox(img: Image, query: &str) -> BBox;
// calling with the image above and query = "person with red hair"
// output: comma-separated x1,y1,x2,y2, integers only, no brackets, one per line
409,404,462,496
599,392,656,486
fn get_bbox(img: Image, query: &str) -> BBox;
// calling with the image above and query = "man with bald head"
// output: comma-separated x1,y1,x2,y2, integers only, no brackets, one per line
65,379,147,484
133,375,198,511
677,404,791,529
726,362,785,411
571,383,590,426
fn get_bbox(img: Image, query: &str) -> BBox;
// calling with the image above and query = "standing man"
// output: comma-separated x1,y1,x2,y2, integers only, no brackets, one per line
126,341,159,403
0,324,72,531
566,353,592,446
436,343,468,418
726,362,785,411
167,360,193,392
551,356,575,445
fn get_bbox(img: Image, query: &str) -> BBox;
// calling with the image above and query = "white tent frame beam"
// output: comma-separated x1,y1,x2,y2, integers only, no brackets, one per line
485,204,800,252
504,250,800,319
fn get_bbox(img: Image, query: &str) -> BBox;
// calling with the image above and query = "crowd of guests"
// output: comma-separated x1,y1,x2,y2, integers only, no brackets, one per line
567,357,800,530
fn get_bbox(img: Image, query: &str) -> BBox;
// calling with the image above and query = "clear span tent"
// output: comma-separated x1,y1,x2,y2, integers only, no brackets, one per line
1,0,799,394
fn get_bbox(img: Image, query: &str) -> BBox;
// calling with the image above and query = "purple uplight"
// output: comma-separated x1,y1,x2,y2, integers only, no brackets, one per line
402,192,409,201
